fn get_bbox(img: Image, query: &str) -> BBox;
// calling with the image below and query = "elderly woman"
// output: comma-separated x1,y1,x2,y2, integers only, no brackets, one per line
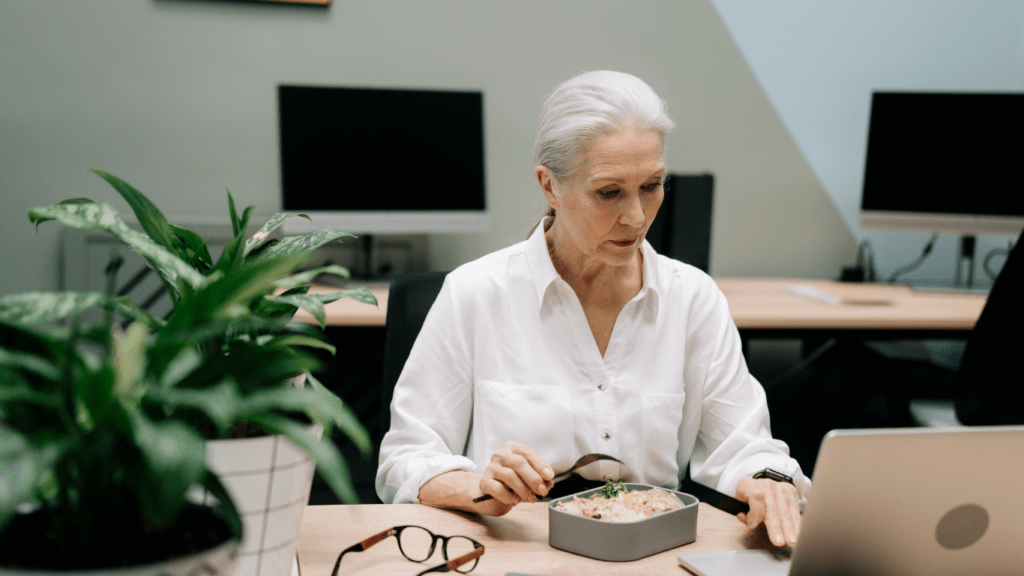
376,70,808,547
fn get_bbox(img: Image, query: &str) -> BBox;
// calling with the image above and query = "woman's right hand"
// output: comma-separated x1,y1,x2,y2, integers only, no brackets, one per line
479,440,555,507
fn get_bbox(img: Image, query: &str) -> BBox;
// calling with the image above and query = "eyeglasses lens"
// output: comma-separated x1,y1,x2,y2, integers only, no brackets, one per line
397,526,435,562
445,536,480,573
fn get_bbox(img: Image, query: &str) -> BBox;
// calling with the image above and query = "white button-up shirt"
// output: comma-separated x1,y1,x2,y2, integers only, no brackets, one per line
376,220,809,504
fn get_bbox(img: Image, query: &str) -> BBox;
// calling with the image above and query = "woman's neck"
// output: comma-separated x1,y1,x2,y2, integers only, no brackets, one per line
545,220,643,300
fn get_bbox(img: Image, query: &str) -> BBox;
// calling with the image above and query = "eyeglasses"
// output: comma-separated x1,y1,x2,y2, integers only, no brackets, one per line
330,525,485,576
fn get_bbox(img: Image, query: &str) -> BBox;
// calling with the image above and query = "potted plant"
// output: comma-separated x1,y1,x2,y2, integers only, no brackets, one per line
18,170,377,575
0,253,345,574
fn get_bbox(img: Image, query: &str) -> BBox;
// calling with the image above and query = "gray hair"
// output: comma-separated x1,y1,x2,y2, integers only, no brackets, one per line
533,70,675,188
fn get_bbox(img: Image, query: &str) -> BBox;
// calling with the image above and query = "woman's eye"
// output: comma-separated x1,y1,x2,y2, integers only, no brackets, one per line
641,181,663,192
598,188,620,199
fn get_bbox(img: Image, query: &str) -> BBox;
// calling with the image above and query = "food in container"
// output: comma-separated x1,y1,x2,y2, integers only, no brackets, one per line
548,482,699,562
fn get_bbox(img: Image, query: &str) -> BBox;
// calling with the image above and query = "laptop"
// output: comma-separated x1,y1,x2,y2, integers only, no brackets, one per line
678,426,1024,576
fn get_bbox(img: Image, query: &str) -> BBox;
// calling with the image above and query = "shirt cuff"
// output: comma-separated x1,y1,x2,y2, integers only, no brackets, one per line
393,454,479,504
719,460,811,511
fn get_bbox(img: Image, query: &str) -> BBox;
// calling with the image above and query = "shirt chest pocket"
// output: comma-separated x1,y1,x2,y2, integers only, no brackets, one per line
641,392,687,480
475,380,573,456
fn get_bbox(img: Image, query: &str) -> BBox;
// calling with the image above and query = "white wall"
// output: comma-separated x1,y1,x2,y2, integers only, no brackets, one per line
713,0,1024,287
0,0,854,297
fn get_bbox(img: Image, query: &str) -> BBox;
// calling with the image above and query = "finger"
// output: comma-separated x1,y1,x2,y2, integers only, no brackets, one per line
762,483,787,547
507,444,555,495
743,496,767,529
479,475,519,506
492,464,539,503
780,486,801,546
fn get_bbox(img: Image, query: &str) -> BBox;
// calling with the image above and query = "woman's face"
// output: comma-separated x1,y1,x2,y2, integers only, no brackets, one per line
539,127,666,268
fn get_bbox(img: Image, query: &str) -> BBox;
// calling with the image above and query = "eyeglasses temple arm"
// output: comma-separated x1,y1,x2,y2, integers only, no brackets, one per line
415,545,485,575
330,527,397,576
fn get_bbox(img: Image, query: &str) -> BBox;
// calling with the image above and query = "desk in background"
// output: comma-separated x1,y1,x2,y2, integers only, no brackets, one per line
299,278,987,336
297,502,769,576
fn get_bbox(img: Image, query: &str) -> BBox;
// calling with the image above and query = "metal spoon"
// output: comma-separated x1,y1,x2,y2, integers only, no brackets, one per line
472,453,625,503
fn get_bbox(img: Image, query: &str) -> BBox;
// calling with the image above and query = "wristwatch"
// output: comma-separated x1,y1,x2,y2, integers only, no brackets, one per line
752,468,794,485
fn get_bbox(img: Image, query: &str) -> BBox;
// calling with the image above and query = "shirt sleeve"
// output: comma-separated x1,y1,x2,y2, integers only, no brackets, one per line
685,283,812,502
375,277,478,503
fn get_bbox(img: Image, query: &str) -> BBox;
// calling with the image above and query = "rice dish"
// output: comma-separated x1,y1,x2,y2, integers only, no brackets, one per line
553,484,684,522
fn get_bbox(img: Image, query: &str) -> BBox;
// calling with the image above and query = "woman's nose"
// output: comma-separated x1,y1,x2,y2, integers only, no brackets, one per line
620,193,645,228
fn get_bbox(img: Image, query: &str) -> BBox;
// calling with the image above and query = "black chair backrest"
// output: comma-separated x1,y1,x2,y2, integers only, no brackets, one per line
956,230,1024,425
645,173,715,273
380,271,449,439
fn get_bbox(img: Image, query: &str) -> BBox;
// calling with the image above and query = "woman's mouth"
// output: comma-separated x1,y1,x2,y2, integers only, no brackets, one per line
610,237,638,248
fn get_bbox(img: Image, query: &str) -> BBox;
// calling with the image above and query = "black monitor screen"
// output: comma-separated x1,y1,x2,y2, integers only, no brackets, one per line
861,92,1024,218
279,85,485,212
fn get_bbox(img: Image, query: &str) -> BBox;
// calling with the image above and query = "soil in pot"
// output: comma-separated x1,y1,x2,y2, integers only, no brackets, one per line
0,503,235,570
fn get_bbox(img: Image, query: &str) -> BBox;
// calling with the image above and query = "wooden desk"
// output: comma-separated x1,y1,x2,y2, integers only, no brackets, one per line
297,502,768,576
298,278,986,337
717,278,986,339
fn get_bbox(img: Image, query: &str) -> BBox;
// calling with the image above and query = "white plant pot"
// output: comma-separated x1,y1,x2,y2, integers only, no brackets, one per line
200,425,323,576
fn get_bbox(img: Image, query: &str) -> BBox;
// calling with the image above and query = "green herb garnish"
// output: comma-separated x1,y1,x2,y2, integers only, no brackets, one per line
600,481,627,498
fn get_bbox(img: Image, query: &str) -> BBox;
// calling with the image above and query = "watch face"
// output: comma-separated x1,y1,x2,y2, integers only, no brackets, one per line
754,468,793,484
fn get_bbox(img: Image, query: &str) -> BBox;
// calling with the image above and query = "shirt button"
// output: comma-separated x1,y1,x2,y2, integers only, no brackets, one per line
597,378,608,390
601,427,612,439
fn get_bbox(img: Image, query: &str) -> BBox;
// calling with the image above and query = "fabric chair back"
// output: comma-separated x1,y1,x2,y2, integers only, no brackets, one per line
380,271,449,439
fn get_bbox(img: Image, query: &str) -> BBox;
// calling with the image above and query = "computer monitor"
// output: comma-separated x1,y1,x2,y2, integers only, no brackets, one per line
859,91,1024,237
277,85,488,235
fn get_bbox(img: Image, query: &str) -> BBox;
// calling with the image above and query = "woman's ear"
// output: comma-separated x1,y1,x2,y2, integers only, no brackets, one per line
536,166,560,210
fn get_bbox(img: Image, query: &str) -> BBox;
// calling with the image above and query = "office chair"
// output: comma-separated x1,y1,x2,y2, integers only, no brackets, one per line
645,173,715,273
953,229,1024,425
379,271,450,440
908,229,1024,426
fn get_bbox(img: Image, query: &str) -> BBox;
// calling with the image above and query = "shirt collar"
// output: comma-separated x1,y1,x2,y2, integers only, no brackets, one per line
526,216,661,315
525,217,561,309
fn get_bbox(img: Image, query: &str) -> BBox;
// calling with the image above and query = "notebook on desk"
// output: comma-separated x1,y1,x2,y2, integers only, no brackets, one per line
679,426,1024,576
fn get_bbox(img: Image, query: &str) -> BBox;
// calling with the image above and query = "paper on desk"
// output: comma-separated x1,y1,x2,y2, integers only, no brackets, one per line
786,283,840,305
786,283,893,306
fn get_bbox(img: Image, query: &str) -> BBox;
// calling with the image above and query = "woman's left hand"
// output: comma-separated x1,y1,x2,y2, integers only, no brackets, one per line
735,477,801,547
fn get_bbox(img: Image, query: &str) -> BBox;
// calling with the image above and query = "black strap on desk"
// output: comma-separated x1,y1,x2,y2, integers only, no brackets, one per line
679,466,749,516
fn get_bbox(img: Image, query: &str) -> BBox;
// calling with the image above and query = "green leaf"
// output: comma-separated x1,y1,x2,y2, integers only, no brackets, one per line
146,379,242,435
0,429,71,533
243,213,311,257
226,190,242,238
239,205,259,237
0,291,106,326
27,200,208,290
212,232,246,275
251,229,353,261
73,364,127,430
274,265,352,289
108,297,165,328
262,334,336,355
132,415,206,528
267,294,326,328
307,371,371,455
0,379,63,409
161,254,305,334
91,169,178,252
316,287,378,307
157,347,203,388
171,224,214,272
0,346,62,382
246,412,360,504
199,470,243,541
